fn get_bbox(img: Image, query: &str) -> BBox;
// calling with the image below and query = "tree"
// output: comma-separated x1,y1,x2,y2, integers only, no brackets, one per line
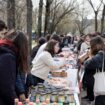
15,0,26,30
26,0,33,52
50,0,76,33
74,1,92,34
37,0,43,37
7,0,15,29
0,0,7,21
101,4,105,33
87,0,103,32
44,0,53,35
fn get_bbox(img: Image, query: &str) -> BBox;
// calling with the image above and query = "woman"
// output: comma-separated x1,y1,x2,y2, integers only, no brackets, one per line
84,36,105,103
0,31,29,105
80,34,91,54
31,39,65,85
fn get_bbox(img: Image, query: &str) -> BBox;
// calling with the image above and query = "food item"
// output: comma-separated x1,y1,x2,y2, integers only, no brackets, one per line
46,78,68,88
51,70,67,77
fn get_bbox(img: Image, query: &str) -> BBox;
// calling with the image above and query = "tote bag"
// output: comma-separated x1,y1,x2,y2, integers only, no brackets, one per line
94,52,105,96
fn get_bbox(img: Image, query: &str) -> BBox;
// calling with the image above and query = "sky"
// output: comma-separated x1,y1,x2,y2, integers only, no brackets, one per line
31,0,103,19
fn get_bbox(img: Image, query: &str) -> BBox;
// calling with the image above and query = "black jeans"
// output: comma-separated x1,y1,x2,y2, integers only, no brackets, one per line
95,95,105,105
84,74,94,101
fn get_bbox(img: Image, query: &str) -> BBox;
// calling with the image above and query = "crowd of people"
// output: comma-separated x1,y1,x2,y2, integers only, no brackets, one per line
0,19,105,105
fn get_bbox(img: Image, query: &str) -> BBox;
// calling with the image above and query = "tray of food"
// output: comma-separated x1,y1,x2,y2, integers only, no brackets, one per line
51,70,67,77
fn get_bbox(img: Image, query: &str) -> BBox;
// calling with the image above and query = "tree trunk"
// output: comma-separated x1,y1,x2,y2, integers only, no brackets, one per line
95,11,98,32
38,0,43,37
7,0,15,29
26,0,33,53
101,5,105,34
44,0,52,35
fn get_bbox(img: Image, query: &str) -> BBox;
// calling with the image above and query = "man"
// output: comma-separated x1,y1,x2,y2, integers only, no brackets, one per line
0,20,7,37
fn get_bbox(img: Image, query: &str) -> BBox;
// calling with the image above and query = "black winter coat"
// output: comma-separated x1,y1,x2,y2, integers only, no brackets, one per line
84,51,105,76
0,45,17,105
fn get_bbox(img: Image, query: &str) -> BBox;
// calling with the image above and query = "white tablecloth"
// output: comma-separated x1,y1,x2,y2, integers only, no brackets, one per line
66,68,80,105
53,57,80,105
66,68,80,93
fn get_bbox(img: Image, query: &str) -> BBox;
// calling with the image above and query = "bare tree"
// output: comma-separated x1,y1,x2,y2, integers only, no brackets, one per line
7,0,15,29
0,0,7,21
101,3,105,33
15,0,26,30
37,0,43,37
87,0,103,32
49,0,76,33
74,1,92,34
44,0,53,35
26,0,33,52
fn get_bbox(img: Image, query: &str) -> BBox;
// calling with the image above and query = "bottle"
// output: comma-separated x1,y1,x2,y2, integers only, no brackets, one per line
50,92,57,103
29,102,34,105
53,102,57,105
14,98,19,105
42,102,46,105
26,98,30,105
40,93,46,102
46,98,50,105
63,96,69,105
36,99,40,105
18,102,22,105
58,92,65,103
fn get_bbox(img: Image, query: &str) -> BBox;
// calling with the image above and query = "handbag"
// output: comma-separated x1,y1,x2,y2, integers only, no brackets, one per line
94,52,105,96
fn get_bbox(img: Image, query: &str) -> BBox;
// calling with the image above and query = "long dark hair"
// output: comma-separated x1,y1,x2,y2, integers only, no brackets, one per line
13,31,29,73
45,39,58,56
90,36,104,55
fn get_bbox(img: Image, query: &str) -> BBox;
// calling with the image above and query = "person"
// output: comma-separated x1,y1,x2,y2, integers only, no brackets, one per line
31,40,65,85
83,36,105,102
0,20,7,37
80,34,91,54
77,35,85,54
31,37,46,61
0,31,29,105
34,34,61,60
62,35,71,47
12,31,33,102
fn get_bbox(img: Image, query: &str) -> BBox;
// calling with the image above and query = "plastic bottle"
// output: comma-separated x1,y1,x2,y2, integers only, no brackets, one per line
63,96,69,105
14,98,19,105
53,102,57,105
45,98,50,105
36,99,40,105
29,102,34,105
42,102,46,105
26,98,30,105
18,102,22,105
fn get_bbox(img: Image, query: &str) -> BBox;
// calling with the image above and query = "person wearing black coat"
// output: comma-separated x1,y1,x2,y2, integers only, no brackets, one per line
0,39,17,105
0,30,29,105
31,37,46,61
83,36,105,104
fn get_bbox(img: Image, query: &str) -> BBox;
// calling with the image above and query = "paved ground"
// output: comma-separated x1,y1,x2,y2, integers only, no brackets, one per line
80,90,95,105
